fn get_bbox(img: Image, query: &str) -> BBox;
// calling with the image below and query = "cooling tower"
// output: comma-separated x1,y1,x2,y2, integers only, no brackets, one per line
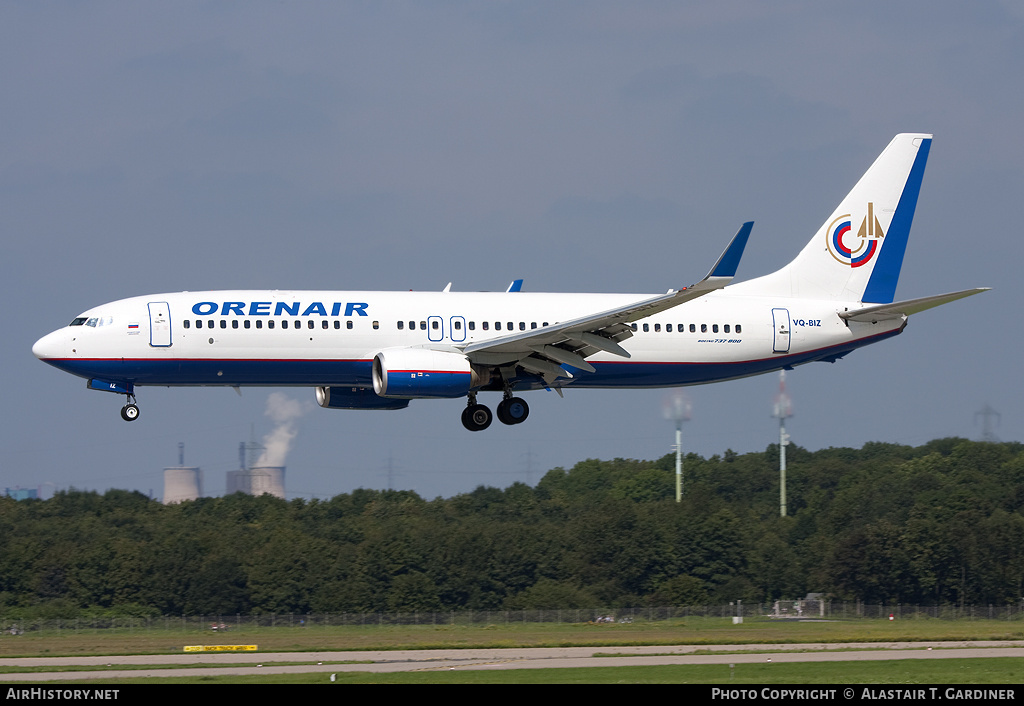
226,466,285,499
163,467,202,504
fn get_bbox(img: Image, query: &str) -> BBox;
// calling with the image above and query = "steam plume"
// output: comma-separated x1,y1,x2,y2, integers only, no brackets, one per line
255,392,307,467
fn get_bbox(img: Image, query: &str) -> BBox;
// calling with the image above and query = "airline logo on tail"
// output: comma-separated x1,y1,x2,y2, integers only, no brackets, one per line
826,202,886,268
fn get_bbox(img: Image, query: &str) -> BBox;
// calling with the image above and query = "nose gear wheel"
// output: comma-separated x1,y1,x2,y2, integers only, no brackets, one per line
120,394,140,422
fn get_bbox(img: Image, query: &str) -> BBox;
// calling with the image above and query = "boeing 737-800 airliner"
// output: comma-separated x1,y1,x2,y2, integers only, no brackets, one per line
33,134,987,431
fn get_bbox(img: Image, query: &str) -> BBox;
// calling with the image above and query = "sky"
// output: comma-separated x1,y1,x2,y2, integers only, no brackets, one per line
3,1,1022,502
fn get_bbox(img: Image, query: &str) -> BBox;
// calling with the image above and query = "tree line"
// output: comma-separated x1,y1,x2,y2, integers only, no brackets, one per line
1,437,1022,619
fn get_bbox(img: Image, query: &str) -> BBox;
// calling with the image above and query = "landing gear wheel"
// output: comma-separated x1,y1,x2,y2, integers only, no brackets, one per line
497,397,530,425
120,404,140,422
461,404,492,432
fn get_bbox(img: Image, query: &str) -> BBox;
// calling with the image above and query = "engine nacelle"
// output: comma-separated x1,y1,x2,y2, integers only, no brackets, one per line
372,348,483,399
316,386,410,410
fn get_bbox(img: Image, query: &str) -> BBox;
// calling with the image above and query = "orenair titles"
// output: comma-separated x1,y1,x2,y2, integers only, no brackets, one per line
191,301,369,317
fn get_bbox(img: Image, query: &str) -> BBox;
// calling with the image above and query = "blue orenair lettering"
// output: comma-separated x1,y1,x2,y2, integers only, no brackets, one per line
191,301,369,316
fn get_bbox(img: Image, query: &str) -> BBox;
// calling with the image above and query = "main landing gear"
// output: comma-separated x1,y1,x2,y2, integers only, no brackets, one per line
461,392,529,432
120,394,140,422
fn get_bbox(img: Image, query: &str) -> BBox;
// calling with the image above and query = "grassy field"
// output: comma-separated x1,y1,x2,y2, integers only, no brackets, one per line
2,615,1022,658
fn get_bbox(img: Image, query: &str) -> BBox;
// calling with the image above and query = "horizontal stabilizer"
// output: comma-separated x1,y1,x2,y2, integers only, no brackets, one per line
840,288,990,323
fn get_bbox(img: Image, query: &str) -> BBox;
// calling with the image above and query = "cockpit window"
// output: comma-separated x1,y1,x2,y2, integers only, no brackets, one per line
70,318,88,326
83,316,113,328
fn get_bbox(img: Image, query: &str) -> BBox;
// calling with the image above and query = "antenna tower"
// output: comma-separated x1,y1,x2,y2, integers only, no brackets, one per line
975,403,1001,442
240,423,265,471
663,394,692,502
772,371,794,517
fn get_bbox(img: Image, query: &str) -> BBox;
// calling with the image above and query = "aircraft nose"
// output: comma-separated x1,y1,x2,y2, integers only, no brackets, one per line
32,330,65,360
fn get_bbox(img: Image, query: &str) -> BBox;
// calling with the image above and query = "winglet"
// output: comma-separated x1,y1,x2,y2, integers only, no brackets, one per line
506,279,524,293
706,222,753,280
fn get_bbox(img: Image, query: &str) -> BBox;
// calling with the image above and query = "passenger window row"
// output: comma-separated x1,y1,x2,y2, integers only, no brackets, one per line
183,319,357,330
631,323,743,334
180,318,740,336
180,319,553,333
396,321,550,331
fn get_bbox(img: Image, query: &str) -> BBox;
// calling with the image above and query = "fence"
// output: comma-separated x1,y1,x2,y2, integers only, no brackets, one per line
4,602,1024,635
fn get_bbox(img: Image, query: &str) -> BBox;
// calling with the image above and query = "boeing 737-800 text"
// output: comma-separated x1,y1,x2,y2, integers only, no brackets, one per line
33,134,988,431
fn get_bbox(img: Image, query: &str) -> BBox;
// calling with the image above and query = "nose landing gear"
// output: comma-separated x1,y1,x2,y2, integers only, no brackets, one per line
120,395,140,422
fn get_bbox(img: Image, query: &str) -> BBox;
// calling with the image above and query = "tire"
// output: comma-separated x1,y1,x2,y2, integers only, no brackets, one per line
497,397,529,425
461,404,492,432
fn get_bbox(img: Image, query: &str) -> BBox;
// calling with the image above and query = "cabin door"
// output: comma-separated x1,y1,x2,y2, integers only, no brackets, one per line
427,316,443,342
772,308,791,354
449,316,466,342
148,302,172,347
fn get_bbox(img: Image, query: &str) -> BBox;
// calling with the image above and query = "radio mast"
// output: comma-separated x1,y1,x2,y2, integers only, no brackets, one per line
663,394,692,502
772,371,793,517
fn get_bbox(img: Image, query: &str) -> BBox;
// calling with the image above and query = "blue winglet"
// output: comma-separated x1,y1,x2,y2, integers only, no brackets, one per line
506,279,524,293
707,222,753,279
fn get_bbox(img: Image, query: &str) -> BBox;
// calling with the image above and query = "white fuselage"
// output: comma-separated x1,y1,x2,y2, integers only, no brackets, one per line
32,288,904,392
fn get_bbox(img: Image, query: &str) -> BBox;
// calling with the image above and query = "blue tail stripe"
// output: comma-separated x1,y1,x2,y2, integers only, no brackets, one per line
861,138,931,303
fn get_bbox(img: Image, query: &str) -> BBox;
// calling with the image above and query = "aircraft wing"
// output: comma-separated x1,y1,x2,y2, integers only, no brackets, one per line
460,222,753,381
839,287,990,323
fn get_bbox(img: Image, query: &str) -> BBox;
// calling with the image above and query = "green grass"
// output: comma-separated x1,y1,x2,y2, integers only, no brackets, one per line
13,658,1022,684
2,616,1022,658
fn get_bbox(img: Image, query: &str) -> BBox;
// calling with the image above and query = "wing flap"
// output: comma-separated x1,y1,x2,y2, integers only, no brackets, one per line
529,344,596,373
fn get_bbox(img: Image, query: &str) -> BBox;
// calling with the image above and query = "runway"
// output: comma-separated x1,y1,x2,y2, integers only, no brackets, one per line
3,641,1023,681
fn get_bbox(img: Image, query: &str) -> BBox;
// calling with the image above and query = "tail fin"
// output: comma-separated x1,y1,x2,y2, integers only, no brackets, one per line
748,133,932,303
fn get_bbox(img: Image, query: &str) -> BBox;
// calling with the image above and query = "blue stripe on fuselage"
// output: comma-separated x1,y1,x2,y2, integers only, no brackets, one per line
572,327,902,388
43,326,901,391
42,358,373,387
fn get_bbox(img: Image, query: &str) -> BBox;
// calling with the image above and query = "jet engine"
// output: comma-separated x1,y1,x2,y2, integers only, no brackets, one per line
316,386,410,410
372,348,484,399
